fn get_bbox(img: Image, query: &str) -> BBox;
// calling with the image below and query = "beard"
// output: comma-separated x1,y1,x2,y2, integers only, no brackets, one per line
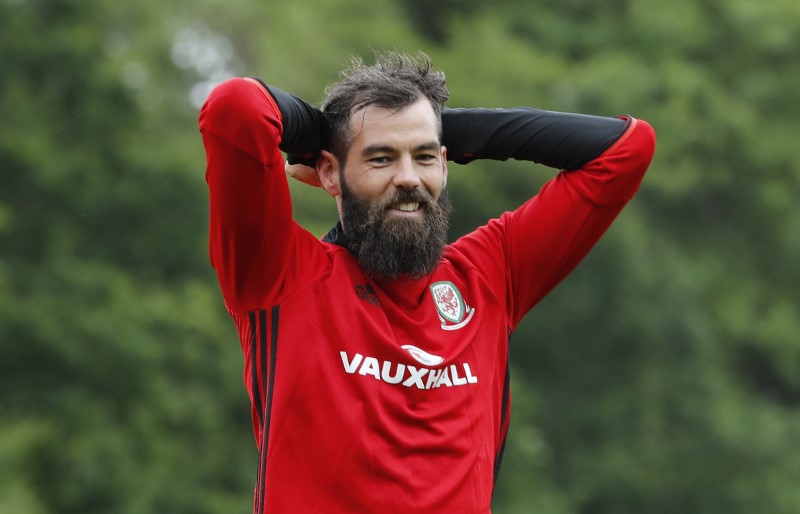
340,175,452,281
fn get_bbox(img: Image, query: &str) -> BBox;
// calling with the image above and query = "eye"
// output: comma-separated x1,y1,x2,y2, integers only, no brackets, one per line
416,154,438,163
368,156,391,165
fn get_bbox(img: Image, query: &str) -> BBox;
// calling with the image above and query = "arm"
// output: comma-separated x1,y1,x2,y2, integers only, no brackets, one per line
199,78,328,312
442,106,627,169
448,108,656,330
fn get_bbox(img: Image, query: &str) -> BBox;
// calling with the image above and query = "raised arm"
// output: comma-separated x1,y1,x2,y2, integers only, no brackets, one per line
448,107,656,330
442,106,627,169
199,78,328,312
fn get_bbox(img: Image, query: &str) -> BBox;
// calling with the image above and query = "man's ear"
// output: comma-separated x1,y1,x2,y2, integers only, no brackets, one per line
317,150,341,198
441,145,449,189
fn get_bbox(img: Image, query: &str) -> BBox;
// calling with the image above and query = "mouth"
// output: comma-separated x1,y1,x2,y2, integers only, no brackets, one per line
385,200,424,218
394,201,420,213
382,194,430,219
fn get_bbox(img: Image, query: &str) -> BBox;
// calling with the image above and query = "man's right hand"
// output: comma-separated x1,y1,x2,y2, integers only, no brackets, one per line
286,161,323,188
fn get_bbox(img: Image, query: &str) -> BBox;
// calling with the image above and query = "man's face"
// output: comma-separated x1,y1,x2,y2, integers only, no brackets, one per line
338,98,451,280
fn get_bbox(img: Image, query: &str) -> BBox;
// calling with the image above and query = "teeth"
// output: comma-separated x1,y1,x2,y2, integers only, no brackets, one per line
396,202,419,212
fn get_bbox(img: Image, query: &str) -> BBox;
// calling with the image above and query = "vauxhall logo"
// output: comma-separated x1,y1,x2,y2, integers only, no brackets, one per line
340,347,478,390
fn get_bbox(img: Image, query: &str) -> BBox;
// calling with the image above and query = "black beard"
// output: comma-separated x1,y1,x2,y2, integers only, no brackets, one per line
340,176,452,281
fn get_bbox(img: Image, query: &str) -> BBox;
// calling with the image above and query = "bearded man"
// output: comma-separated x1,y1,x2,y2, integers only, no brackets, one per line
199,51,655,513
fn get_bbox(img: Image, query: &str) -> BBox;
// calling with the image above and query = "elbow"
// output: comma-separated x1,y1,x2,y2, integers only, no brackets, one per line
622,117,657,177
199,78,282,141
199,78,283,163
583,117,656,206
199,78,248,132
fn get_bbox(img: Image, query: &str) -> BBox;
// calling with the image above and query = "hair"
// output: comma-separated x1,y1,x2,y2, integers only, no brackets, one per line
321,50,449,163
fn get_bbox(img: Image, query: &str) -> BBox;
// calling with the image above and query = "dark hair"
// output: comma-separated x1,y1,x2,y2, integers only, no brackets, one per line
321,50,449,162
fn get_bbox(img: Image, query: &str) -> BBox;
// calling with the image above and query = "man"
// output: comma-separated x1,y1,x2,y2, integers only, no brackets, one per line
199,51,655,513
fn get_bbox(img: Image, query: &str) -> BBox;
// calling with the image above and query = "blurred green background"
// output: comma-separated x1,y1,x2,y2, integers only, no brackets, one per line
2,0,799,512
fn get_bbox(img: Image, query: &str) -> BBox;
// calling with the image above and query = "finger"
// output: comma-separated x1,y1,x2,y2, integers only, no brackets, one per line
286,162,323,188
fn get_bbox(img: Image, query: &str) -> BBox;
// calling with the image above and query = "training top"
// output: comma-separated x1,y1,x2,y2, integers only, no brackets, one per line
199,77,656,513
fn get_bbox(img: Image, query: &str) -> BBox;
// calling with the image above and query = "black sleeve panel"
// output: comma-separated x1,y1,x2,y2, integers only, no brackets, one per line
253,79,325,166
441,107,628,170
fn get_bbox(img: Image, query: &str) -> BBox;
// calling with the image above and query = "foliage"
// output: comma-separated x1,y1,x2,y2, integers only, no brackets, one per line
2,0,798,512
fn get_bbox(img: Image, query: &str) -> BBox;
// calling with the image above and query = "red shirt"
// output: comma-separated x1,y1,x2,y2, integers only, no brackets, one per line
199,78,656,513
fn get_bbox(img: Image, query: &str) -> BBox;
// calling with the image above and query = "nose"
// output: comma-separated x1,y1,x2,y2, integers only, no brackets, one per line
392,155,421,190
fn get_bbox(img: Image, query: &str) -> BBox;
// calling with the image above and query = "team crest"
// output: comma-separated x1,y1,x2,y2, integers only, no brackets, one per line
429,281,476,331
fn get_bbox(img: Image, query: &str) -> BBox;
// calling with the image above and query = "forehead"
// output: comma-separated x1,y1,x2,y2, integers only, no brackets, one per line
347,98,439,149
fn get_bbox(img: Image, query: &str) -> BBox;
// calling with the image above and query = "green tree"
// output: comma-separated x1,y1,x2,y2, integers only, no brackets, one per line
1,1,253,512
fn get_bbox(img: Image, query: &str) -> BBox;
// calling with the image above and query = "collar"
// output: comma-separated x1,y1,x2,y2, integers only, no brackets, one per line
322,221,349,249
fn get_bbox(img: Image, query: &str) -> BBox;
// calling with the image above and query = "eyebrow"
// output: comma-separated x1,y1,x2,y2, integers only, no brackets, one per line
361,141,441,157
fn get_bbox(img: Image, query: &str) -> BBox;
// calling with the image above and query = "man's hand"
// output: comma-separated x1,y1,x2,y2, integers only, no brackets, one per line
286,161,323,188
